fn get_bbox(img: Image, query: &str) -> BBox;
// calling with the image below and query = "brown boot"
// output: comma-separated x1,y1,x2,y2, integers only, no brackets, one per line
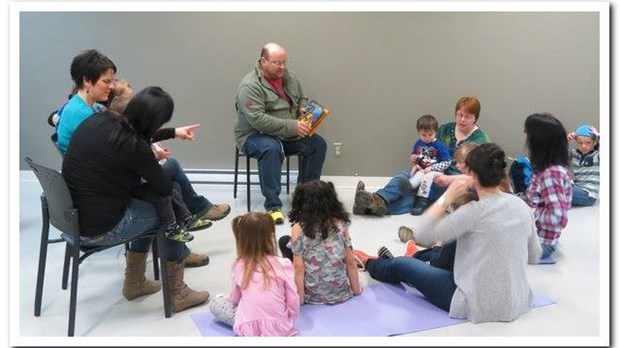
122,251,162,300
201,203,231,221
167,260,210,312
184,252,210,268
354,189,388,216
352,181,369,215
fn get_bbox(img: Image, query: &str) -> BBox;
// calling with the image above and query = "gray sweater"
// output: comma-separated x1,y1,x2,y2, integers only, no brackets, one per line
414,192,542,323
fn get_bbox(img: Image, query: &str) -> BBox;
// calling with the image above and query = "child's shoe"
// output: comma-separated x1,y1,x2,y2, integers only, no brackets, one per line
404,240,419,257
184,215,213,232
352,249,376,271
410,197,431,215
166,223,194,243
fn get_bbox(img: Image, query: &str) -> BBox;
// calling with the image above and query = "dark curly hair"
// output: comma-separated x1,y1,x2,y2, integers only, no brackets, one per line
288,180,350,240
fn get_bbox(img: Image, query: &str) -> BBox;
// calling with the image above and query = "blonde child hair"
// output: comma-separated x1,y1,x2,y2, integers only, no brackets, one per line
232,212,278,289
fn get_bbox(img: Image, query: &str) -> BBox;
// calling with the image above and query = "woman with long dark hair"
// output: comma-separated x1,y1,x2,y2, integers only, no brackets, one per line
62,87,209,312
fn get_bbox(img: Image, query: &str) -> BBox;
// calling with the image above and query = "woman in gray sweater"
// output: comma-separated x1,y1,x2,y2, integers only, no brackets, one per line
355,143,542,323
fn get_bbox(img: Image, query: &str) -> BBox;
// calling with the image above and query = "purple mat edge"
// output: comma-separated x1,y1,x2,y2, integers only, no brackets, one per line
191,283,556,337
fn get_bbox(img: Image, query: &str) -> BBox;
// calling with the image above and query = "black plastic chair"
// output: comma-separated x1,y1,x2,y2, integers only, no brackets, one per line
26,157,171,336
233,147,303,212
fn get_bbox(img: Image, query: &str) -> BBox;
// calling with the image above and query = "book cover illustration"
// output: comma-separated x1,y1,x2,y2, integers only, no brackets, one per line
300,99,330,135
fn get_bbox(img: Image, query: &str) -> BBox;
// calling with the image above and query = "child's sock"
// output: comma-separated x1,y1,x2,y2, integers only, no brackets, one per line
377,246,395,259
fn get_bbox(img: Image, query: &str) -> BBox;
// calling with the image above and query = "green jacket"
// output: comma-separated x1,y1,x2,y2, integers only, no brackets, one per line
234,61,306,150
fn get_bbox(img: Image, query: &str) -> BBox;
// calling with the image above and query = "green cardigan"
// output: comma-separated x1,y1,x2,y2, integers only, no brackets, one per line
234,62,307,151
437,122,491,175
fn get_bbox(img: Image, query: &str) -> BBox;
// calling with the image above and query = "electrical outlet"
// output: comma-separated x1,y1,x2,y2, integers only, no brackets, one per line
333,142,343,158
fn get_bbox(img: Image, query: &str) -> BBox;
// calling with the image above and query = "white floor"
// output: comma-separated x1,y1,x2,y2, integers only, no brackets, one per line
15,174,607,345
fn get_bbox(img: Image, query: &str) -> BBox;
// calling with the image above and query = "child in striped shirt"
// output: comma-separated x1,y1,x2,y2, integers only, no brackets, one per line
567,124,600,206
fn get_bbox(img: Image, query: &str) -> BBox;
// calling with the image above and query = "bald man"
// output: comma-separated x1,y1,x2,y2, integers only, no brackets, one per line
234,43,327,224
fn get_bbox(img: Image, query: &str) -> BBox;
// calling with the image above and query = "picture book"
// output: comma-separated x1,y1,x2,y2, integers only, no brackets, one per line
300,99,330,135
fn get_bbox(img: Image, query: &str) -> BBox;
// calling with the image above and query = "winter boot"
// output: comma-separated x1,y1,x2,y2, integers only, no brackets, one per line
167,260,210,312
122,251,162,300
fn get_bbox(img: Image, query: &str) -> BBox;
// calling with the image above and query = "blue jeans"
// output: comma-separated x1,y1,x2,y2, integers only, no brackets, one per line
541,244,556,259
571,185,597,207
87,199,189,261
162,157,212,215
243,133,327,210
376,170,416,215
367,256,457,312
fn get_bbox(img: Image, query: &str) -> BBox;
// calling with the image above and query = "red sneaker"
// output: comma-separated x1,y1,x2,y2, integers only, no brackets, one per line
352,249,376,271
404,240,419,258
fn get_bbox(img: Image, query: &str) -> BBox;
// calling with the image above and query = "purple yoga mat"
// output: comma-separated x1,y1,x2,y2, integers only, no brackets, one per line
190,282,555,337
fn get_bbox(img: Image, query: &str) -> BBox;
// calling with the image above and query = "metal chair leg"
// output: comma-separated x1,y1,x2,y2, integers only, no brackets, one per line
158,231,171,318
34,196,50,317
61,243,70,290
286,155,290,194
152,238,160,281
233,148,239,198
246,155,251,212
67,243,80,336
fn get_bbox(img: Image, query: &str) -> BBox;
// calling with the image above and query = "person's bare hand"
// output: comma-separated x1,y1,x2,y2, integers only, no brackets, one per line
175,124,201,140
297,120,311,137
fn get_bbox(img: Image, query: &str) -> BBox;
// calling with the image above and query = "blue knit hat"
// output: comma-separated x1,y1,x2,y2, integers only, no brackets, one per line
574,124,596,140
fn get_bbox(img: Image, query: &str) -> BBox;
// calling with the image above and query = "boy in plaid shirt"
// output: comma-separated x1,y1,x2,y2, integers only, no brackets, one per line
524,113,573,259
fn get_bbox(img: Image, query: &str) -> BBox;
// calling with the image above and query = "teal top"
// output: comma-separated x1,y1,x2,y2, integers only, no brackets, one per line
56,94,97,153
437,122,491,174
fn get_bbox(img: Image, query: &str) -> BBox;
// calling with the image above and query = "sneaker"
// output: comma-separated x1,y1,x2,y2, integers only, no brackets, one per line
352,249,376,271
377,246,394,259
167,228,194,243
186,217,213,232
268,209,285,225
404,240,419,257
410,197,431,216
398,226,414,243
184,252,210,268
202,203,231,221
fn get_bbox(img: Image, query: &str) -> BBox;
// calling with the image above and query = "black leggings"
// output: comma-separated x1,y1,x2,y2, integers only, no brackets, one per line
278,235,294,262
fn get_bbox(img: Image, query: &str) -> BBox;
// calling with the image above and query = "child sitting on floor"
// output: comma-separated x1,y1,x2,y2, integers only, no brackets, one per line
567,124,600,206
209,212,300,336
279,180,363,304
408,114,452,215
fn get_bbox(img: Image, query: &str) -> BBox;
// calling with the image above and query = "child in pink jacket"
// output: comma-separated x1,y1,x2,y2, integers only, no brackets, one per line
209,212,300,336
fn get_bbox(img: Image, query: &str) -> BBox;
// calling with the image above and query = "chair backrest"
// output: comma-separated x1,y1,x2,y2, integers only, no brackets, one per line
25,157,79,236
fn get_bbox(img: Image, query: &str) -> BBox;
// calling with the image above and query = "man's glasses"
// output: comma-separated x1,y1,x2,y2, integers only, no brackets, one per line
263,57,288,67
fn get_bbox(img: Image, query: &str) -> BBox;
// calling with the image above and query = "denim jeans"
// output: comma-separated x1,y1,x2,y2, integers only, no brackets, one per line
367,256,457,312
87,199,189,261
376,170,416,215
541,244,556,259
413,240,457,272
162,157,212,215
243,133,327,210
571,185,597,207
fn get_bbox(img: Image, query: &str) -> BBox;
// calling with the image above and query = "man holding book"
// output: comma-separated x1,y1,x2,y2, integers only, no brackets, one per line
234,42,327,224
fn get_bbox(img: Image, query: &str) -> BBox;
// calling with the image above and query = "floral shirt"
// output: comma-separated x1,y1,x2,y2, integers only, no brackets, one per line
291,222,353,304
526,165,572,246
